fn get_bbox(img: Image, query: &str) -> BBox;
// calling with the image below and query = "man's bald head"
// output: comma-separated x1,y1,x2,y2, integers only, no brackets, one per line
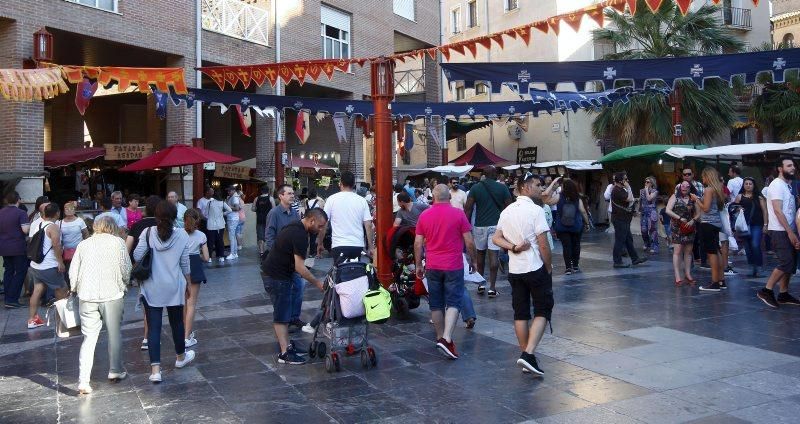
483,165,497,179
432,184,451,203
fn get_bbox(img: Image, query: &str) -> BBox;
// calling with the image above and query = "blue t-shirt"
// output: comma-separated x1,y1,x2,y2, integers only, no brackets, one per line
0,206,29,256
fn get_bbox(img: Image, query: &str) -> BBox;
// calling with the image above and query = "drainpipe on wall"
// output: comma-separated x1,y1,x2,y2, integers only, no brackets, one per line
274,0,285,185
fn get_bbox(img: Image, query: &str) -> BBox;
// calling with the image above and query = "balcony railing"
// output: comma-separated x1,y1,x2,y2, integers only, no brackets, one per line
202,0,270,46
393,0,415,21
721,6,751,30
395,68,425,94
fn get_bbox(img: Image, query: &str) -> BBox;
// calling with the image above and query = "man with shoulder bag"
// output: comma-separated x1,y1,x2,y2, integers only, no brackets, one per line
610,172,647,268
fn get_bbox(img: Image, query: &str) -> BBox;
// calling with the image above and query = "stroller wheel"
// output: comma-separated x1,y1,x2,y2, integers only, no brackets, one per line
317,342,327,358
324,355,334,373
360,350,370,368
332,352,341,372
309,341,317,359
367,347,377,367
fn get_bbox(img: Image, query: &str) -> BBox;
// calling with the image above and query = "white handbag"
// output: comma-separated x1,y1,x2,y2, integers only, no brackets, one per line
54,294,81,330
334,276,369,318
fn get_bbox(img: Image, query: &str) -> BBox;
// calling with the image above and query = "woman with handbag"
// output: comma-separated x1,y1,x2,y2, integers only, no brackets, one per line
639,177,660,254
666,181,700,286
734,177,769,277
58,201,89,287
206,189,232,263
134,200,194,383
69,215,131,395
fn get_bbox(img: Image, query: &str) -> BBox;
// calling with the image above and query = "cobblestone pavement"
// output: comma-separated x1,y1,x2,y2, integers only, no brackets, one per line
2,231,800,423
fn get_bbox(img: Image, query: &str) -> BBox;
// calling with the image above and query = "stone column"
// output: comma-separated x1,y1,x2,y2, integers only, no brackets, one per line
165,56,197,204
254,86,275,183
426,116,442,167
339,117,365,182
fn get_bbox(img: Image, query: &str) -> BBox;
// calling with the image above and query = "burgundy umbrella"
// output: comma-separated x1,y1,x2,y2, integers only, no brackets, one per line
119,144,241,200
451,142,511,169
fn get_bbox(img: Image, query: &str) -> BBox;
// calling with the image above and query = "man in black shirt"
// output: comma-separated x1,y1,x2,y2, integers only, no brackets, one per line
252,185,274,255
262,208,327,365
610,173,646,268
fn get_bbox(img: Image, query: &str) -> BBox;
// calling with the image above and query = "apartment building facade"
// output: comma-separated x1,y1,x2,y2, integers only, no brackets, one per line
0,0,440,202
439,0,772,166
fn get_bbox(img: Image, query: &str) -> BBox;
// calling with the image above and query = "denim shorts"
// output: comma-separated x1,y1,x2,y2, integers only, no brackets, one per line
426,269,465,311
263,276,295,323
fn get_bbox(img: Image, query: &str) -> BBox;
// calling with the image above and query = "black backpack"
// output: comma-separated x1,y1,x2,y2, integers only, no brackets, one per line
560,201,578,228
27,222,52,264
255,195,272,219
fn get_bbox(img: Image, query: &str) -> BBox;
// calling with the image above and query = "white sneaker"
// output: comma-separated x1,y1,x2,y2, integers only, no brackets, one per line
175,350,196,368
207,258,212,264
233,253,239,259
185,336,198,348
149,372,162,383
107,371,127,380
301,323,315,334
78,382,92,394
219,257,225,263
225,254,236,260
238,246,243,251
141,339,148,351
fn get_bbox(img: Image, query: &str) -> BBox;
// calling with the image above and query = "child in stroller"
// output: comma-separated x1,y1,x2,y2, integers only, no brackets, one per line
386,226,424,319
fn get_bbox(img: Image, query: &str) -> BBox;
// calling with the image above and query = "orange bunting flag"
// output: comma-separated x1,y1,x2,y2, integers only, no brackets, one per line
464,41,478,58
293,64,307,85
321,62,337,80
609,0,627,13
450,43,466,57
490,34,505,49
60,66,187,94
515,26,532,46
0,67,69,101
279,66,294,85
438,46,451,61
675,0,692,15
548,18,561,36
563,12,584,32
626,0,638,14
477,36,492,51
586,7,605,27
645,0,664,12
533,21,549,34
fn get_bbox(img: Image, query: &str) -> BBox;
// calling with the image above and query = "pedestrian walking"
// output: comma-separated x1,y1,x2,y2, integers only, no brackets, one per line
610,172,646,268
133,200,194,383
464,166,512,298
58,201,89,284
693,167,727,292
69,215,131,395
679,168,706,267
225,186,241,260
126,194,143,229
665,182,699,286
415,184,477,360
727,164,744,199
183,208,208,348
554,179,589,274
252,185,274,255
319,171,376,261
167,191,188,230
126,195,160,351
0,191,30,309
109,191,128,231
27,203,69,329
734,177,768,277
757,158,800,308
261,209,327,365
235,185,246,253
304,188,325,254
639,176,660,254
206,189,232,263
449,178,467,211
492,174,553,376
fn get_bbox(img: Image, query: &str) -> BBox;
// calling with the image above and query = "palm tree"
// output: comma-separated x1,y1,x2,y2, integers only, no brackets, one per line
591,0,744,147
750,70,800,141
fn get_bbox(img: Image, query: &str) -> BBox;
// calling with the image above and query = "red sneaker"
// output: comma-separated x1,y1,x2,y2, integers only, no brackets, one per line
436,338,459,359
27,315,45,329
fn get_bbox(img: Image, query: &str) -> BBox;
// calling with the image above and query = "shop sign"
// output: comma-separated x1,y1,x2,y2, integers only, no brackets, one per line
105,144,153,161
215,163,251,180
319,176,331,188
516,147,537,164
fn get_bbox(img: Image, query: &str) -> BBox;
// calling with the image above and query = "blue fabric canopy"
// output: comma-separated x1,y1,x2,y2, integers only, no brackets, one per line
441,48,800,93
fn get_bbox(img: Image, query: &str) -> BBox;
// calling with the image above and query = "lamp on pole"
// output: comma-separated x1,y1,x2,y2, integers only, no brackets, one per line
371,57,395,287
670,86,684,145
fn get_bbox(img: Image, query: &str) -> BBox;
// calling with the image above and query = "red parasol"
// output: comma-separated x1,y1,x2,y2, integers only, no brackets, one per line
119,144,240,171
450,142,510,169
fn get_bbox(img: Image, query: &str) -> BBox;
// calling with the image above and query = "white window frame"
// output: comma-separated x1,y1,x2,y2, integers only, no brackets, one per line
450,6,462,34
504,0,519,12
321,5,351,61
455,85,466,100
475,83,488,95
64,0,119,13
466,1,478,29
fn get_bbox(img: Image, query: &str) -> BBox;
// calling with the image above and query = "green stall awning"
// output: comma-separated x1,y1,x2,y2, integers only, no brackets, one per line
595,144,706,164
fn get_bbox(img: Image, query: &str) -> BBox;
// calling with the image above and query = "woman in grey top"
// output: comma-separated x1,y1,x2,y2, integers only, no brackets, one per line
691,167,726,292
205,189,231,263
134,200,194,383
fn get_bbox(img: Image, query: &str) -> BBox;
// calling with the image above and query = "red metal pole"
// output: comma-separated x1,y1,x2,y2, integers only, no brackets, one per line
441,148,448,165
670,87,683,145
371,58,395,287
192,138,204,207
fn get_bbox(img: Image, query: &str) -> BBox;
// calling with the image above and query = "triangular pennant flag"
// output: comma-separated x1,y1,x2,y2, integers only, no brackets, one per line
753,0,760,5
490,34,505,49
645,0,662,13
234,105,251,137
586,7,605,27
426,48,438,61
395,55,406,63
504,28,517,39
251,106,265,118
548,18,561,36
74,77,97,116
674,0,691,15
207,70,226,90
438,47,451,61
334,60,350,72
279,65,293,84
261,65,279,87
533,21,549,34
514,27,532,46
333,115,347,143
224,70,238,87
450,43,466,56
321,62,336,80
235,67,251,87
610,0,627,13
306,63,322,82
464,41,478,58
476,37,492,51
295,110,310,144
251,67,267,87
292,64,308,85
564,12,584,33
355,58,368,67
626,0,637,14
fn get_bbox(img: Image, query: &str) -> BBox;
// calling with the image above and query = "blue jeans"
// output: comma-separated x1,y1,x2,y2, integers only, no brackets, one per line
745,225,764,267
291,272,306,322
141,297,185,366
460,289,476,322
426,269,465,311
3,255,29,304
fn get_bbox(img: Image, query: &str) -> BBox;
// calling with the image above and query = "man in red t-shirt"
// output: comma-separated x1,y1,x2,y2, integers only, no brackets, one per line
415,185,477,360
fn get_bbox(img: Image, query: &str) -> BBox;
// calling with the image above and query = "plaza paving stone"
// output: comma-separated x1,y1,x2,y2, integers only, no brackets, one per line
2,231,800,423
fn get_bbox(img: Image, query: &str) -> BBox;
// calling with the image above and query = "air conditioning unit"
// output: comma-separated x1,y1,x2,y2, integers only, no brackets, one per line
507,122,523,140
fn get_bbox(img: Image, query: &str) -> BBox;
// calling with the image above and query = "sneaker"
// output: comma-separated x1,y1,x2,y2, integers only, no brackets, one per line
777,292,800,306
649,249,656,254
218,257,225,263
225,254,237,260
632,258,648,266
4,302,23,309
207,258,213,264
699,282,722,292
719,280,728,290
436,338,459,359
699,263,711,269
107,371,127,381
185,336,198,348
487,290,498,298
613,263,630,269
27,315,44,329
278,351,307,365
724,267,738,276
517,352,544,376
141,339,149,351
757,288,779,309
149,372,162,383
572,266,581,273
78,383,93,394
288,319,306,333
238,246,243,251
175,350,196,368
465,318,476,329
301,323,315,334
564,268,573,275
477,285,486,295
287,340,308,354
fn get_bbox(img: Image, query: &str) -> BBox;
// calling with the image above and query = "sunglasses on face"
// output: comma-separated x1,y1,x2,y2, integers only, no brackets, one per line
683,173,692,176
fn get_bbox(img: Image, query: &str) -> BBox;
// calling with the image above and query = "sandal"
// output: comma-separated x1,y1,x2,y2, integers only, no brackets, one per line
675,279,684,287
477,285,486,295
685,277,697,285
487,290,497,298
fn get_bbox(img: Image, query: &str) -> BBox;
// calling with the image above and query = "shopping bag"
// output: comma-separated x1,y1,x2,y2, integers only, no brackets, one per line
334,276,369,318
54,295,81,330
734,209,750,236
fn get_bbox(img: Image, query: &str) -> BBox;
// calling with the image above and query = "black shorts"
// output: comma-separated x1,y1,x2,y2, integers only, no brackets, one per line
508,267,554,322
770,230,797,274
699,222,721,254
256,223,266,242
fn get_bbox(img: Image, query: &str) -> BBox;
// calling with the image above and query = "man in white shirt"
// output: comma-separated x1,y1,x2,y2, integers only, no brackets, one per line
727,165,743,200
167,191,188,230
197,187,213,220
109,191,128,229
758,158,800,309
448,178,467,211
319,171,375,262
492,174,553,376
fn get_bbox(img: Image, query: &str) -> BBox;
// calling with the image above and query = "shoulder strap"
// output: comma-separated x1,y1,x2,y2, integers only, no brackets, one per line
479,181,505,211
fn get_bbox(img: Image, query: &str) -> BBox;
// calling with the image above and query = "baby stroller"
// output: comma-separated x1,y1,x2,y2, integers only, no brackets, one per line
386,226,423,319
307,254,378,373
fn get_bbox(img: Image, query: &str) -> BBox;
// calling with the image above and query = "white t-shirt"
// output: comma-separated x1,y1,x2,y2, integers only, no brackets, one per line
767,178,796,232
186,230,207,255
58,218,87,249
324,191,372,249
450,189,467,210
29,221,59,270
604,184,614,214
727,176,743,200
495,196,550,274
